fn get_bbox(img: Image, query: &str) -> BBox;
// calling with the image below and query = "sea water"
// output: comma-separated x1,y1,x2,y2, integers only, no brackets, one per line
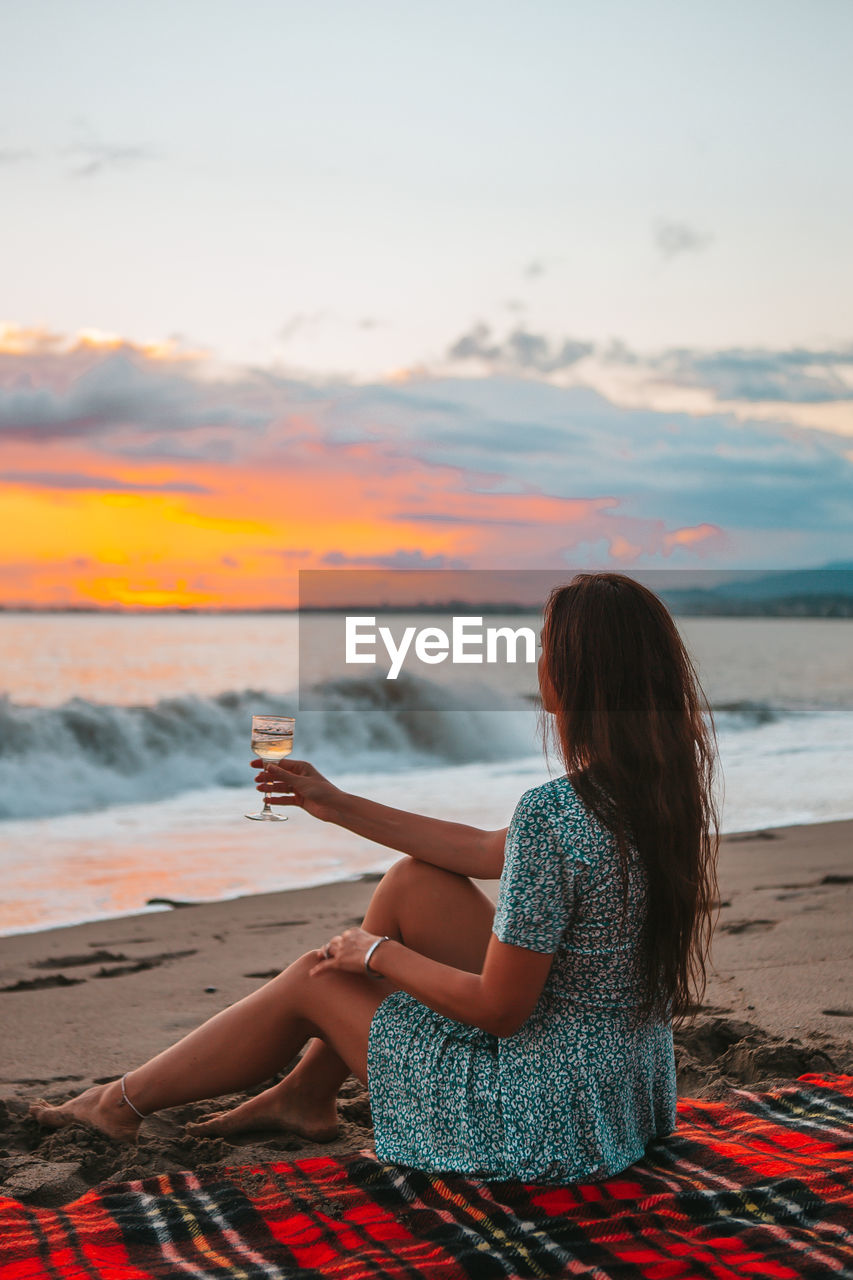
0,612,851,935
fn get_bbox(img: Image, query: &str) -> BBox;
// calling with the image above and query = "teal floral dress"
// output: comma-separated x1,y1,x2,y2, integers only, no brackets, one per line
366,776,677,1183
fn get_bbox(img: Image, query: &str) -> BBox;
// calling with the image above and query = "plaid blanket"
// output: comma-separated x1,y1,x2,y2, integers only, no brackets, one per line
1,1072,851,1279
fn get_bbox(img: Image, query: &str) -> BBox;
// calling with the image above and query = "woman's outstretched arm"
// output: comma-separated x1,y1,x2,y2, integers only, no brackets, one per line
255,757,507,879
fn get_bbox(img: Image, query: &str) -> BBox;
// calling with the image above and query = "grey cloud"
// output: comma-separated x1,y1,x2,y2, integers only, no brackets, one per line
447,323,499,362
0,351,270,441
508,331,592,373
322,549,466,569
601,338,641,366
0,470,209,494
654,220,714,259
413,418,580,455
66,143,154,179
653,345,853,403
524,260,545,278
596,338,853,404
448,323,593,373
394,510,534,527
320,375,853,542
0,137,152,177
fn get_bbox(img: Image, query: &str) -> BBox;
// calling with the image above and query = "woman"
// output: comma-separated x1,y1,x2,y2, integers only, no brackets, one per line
32,572,720,1183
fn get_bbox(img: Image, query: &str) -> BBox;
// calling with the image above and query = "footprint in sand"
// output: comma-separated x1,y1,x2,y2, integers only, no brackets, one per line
94,949,197,979
245,919,310,931
726,831,781,842
31,951,128,969
718,919,777,935
1,949,198,991
1,975,85,993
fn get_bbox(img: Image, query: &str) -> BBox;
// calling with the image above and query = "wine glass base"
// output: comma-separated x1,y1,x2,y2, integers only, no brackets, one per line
245,811,288,822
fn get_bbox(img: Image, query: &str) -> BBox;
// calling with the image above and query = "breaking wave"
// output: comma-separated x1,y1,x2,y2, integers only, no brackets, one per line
0,676,539,820
0,681,817,822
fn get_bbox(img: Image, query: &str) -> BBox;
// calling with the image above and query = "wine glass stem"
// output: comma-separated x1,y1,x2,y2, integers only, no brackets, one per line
263,764,273,814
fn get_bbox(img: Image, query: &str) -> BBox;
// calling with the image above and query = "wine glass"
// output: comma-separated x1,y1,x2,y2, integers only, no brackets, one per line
245,714,295,822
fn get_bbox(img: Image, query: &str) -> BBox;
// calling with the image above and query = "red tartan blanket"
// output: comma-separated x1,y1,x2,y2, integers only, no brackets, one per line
1,1072,851,1279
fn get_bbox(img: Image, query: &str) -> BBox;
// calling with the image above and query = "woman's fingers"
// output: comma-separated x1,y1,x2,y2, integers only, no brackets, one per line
249,758,337,823
255,779,301,805
309,934,342,976
251,757,313,773
252,761,311,787
251,762,289,779
255,764,297,790
308,945,333,976
309,931,369,977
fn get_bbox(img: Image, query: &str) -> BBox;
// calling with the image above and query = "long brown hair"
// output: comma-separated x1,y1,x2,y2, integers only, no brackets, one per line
541,572,720,1027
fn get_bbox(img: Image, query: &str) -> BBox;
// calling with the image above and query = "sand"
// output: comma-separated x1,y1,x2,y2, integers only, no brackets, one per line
1,818,851,1207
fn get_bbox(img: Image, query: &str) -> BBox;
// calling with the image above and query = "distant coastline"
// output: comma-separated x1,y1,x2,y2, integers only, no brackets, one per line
2,598,853,618
2,561,851,617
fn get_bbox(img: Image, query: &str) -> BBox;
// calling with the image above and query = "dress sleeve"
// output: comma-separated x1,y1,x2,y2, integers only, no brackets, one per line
492,785,573,953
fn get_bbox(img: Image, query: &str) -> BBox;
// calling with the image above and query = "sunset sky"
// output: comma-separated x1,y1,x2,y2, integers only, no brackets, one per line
2,1,852,608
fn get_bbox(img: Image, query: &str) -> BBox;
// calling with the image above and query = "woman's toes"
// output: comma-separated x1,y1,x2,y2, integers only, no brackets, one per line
29,1101,67,1129
184,1093,339,1143
186,1112,232,1137
185,1118,215,1136
28,1087,140,1142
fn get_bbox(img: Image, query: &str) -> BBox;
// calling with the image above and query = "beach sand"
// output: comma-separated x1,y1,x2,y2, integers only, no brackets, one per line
1,817,851,1207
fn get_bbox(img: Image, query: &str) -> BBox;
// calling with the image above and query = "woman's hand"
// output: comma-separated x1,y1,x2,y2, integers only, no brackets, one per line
252,758,344,824
308,927,386,977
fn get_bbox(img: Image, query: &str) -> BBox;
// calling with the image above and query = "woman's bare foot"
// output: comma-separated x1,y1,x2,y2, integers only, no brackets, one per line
29,1080,142,1143
186,1081,339,1143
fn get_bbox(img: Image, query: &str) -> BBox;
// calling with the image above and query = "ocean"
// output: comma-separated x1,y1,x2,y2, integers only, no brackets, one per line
1,612,851,936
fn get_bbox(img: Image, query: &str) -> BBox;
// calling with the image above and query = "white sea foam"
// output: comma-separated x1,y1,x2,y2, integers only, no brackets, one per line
0,676,541,821
0,679,848,824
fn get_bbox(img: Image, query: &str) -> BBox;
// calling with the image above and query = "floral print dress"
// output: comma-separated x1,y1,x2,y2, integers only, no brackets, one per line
366,775,677,1183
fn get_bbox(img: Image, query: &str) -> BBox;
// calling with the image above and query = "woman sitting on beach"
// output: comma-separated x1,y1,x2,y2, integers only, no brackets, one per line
32,572,720,1183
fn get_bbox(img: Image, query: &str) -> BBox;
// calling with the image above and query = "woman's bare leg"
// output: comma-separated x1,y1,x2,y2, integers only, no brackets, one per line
31,858,494,1143
189,857,495,1139
29,953,387,1142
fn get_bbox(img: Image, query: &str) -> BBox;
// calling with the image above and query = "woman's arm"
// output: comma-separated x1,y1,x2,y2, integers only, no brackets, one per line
330,792,507,880
313,928,554,1037
255,758,507,879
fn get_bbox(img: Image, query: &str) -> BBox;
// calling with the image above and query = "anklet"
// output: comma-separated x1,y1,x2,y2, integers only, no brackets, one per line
119,1073,147,1119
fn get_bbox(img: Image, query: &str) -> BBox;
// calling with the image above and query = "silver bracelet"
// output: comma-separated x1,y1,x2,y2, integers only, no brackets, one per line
364,935,390,977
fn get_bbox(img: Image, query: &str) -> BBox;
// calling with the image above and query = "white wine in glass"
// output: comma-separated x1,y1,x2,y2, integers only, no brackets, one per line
246,714,295,822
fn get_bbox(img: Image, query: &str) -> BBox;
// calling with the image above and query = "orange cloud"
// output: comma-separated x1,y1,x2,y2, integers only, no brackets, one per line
0,431,730,607
0,327,758,608
0,323,204,363
663,524,728,553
